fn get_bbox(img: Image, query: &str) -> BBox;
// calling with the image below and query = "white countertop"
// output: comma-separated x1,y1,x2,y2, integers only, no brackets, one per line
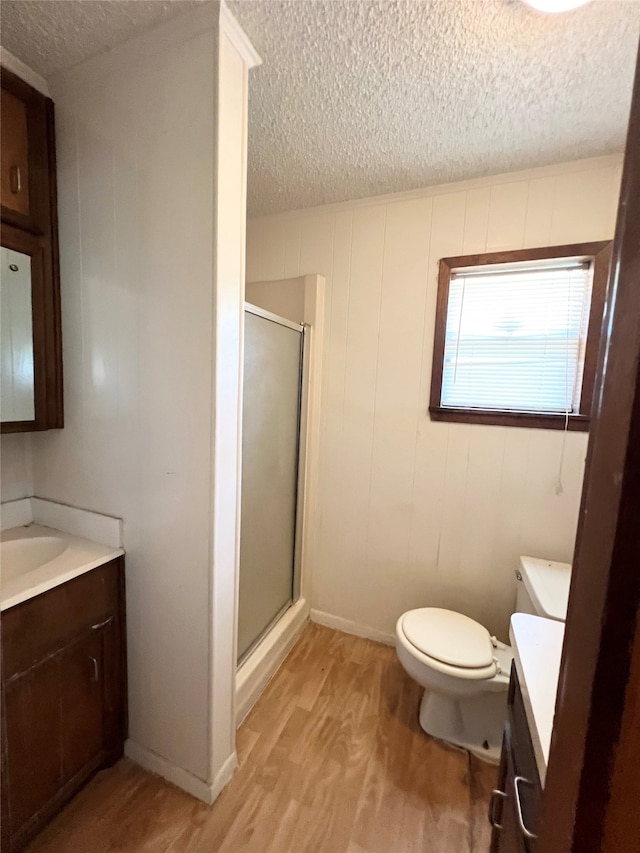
509,612,565,786
1,523,124,611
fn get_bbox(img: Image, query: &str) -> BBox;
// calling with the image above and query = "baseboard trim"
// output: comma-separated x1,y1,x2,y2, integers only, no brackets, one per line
209,751,238,803
235,597,310,726
309,609,395,646
124,739,237,805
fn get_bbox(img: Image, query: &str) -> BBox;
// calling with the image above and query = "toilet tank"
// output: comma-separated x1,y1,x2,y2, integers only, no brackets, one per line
515,556,572,622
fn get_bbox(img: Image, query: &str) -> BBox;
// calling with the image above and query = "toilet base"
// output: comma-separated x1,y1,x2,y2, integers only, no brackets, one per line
418,687,507,764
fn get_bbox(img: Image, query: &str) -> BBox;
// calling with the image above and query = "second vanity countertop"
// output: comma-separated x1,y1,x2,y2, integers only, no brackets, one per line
509,612,565,787
1,523,124,612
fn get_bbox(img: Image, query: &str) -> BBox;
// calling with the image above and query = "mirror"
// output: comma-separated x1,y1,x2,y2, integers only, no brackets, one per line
1,245,35,422
0,221,62,432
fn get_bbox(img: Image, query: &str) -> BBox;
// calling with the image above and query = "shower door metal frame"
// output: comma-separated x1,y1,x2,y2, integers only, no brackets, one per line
239,303,307,664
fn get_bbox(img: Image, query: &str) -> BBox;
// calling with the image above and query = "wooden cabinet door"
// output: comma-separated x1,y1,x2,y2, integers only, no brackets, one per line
0,88,30,216
2,628,111,848
3,658,62,839
491,727,525,853
498,756,527,853
60,630,106,784
492,670,541,853
0,560,125,851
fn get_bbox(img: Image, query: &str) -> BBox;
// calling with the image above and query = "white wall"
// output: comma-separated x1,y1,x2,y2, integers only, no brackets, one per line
246,156,623,641
0,434,32,502
246,276,306,322
30,4,258,800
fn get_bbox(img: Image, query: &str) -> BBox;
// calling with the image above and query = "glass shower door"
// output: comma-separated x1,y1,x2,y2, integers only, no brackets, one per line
237,305,304,663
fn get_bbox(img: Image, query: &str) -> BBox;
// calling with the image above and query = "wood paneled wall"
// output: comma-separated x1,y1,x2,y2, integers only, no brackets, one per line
246,157,622,640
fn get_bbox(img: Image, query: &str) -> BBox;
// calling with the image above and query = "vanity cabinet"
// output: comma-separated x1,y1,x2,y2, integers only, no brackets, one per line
490,664,542,852
1,66,63,432
0,558,126,852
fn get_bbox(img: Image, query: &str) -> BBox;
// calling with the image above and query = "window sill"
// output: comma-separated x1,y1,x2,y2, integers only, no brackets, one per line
428,406,590,432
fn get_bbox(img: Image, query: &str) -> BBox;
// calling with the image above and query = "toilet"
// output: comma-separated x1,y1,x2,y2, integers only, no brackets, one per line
395,555,571,763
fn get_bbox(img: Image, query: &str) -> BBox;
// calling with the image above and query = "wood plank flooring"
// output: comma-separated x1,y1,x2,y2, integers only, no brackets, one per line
27,623,497,853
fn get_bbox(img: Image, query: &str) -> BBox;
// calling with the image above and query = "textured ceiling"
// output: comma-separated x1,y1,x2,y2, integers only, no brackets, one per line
1,0,639,216
229,0,640,215
0,1,201,78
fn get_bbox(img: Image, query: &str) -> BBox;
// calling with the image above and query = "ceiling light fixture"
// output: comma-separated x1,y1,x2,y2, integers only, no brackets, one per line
523,0,591,12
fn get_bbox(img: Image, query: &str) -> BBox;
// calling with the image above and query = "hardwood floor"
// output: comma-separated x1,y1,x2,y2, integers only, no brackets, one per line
27,623,497,853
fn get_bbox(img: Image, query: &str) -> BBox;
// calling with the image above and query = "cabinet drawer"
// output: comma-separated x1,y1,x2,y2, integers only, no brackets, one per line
1,559,122,680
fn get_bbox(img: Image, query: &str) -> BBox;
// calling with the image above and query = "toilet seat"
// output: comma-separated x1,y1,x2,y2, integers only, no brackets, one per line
398,608,498,680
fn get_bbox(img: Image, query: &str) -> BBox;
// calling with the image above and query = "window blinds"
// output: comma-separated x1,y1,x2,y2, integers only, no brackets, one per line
441,261,593,414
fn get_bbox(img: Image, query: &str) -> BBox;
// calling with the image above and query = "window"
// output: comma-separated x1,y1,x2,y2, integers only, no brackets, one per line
429,242,611,430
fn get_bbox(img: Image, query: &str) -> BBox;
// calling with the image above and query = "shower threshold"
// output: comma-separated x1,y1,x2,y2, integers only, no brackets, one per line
237,599,294,667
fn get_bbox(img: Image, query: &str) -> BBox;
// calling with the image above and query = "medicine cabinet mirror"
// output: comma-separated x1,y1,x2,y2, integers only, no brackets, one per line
1,67,63,432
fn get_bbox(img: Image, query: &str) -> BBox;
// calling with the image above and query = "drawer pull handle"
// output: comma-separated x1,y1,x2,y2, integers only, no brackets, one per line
514,775,538,840
9,165,22,194
489,788,507,829
89,656,99,682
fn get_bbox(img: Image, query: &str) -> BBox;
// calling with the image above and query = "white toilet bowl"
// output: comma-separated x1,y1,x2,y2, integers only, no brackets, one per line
395,556,572,762
395,607,512,763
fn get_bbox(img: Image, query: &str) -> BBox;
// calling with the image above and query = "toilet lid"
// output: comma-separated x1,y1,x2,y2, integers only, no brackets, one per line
402,608,494,669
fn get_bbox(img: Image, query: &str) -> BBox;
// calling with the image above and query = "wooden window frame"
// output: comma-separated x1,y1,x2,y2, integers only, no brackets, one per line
428,241,612,431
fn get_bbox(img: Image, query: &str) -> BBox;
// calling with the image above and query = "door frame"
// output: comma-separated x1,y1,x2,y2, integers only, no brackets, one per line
538,44,640,851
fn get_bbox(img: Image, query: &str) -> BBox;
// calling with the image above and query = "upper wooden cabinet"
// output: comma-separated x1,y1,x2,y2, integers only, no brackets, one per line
0,67,63,432
1,89,30,217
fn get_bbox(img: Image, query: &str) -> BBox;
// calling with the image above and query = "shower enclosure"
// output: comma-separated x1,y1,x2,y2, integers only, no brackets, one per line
237,304,305,664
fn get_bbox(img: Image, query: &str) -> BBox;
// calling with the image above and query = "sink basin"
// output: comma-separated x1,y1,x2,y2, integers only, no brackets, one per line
1,536,68,582
1,523,124,612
